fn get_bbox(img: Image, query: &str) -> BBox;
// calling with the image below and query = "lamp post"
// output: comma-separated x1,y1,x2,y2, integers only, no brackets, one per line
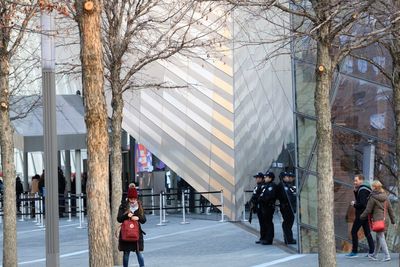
41,9,60,267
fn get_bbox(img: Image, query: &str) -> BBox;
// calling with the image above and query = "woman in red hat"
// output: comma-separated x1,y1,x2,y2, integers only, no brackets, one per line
117,185,146,267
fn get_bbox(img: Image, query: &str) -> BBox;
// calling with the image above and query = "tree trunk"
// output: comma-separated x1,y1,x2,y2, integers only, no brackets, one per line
110,88,124,265
314,39,337,267
75,1,113,266
0,56,17,267
391,39,400,256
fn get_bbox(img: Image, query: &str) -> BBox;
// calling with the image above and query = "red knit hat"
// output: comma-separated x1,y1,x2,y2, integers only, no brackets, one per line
127,187,138,199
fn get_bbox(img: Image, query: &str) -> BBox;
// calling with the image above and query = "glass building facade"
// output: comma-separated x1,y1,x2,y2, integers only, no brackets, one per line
294,39,398,252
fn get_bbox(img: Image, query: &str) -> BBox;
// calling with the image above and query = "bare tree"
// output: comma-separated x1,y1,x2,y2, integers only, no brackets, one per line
74,0,113,266
102,0,228,263
0,1,37,266
222,1,391,266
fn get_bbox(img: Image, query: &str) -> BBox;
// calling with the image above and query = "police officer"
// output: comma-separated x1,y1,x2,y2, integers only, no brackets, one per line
250,172,266,244
259,171,277,245
277,171,296,245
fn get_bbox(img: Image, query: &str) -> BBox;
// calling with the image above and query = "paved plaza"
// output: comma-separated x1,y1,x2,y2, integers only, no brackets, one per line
0,214,398,267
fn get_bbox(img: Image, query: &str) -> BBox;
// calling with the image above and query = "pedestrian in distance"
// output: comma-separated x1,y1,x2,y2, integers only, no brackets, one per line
277,171,296,245
346,174,374,258
117,186,146,267
16,176,24,212
258,171,277,245
360,180,396,262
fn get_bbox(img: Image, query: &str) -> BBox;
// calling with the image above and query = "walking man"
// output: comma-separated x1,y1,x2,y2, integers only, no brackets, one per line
346,174,374,258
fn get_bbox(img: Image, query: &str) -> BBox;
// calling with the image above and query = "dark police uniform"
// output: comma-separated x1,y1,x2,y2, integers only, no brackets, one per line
258,171,277,244
250,172,267,244
277,171,296,244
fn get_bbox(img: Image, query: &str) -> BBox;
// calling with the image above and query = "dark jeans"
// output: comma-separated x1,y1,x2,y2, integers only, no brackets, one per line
351,217,374,254
123,251,144,267
262,206,275,243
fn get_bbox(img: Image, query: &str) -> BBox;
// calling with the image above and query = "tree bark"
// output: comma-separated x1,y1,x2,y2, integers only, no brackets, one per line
391,31,400,256
110,87,124,265
75,1,113,266
314,37,337,266
0,55,18,267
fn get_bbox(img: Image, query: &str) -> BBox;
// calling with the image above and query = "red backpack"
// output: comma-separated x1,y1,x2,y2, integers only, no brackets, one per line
120,219,140,241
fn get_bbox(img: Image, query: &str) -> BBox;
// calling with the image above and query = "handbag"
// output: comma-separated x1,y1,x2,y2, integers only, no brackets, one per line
120,219,140,241
369,201,387,232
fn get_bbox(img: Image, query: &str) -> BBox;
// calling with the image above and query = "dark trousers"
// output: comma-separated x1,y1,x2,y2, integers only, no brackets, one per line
351,217,374,254
258,207,275,243
263,206,275,243
257,211,265,240
281,206,295,242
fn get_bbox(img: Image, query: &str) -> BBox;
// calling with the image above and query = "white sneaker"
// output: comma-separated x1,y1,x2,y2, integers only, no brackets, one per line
368,254,378,261
381,257,391,262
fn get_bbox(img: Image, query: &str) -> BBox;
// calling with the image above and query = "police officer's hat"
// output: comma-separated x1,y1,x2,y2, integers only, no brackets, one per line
253,172,264,178
264,171,275,180
279,171,288,179
287,172,295,177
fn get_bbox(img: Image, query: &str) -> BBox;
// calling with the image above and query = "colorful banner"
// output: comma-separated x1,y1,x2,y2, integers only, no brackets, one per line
135,143,153,172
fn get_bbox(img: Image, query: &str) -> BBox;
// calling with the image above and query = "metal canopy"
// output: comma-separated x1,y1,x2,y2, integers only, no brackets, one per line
12,94,87,152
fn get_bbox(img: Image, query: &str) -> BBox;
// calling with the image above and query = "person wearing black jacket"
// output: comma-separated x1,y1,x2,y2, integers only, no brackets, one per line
117,186,146,267
277,171,296,245
250,172,266,244
16,176,24,212
259,171,277,245
346,174,374,258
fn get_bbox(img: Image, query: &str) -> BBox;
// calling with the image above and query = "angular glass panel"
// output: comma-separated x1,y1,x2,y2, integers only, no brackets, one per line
295,61,316,116
331,74,394,142
300,226,318,253
341,44,392,87
296,117,316,168
299,173,317,227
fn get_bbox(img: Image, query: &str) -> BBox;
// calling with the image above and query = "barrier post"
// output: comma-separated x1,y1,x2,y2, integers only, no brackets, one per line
77,193,84,228
67,192,72,222
157,192,166,226
81,193,85,226
34,193,39,223
162,192,168,223
0,196,3,224
219,189,225,222
151,188,155,216
19,193,25,221
39,195,44,228
180,190,189,224
27,193,31,220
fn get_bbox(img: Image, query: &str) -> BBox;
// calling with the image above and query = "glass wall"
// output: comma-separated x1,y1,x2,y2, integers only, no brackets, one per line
294,45,398,252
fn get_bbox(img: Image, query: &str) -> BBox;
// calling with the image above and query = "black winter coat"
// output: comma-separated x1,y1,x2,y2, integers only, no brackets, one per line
353,184,371,218
117,200,146,252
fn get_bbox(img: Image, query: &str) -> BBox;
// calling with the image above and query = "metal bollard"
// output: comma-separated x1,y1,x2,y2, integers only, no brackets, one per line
19,193,25,221
33,193,40,225
67,192,72,222
156,192,166,226
162,192,168,223
27,193,31,220
180,191,189,224
0,197,3,224
81,193,85,226
39,195,44,228
151,188,155,216
77,193,84,229
219,190,225,222
242,193,248,222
